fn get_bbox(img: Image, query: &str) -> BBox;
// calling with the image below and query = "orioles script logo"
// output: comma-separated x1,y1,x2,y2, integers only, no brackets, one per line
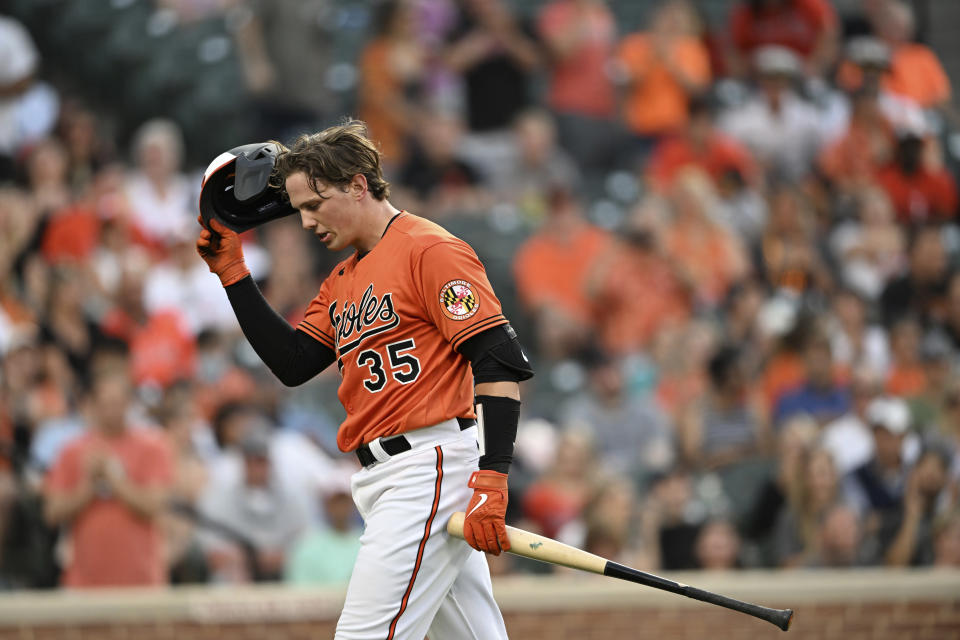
329,284,400,356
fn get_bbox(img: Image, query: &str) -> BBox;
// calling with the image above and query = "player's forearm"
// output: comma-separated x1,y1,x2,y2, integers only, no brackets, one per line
463,326,533,474
225,276,333,385
474,391,521,474
475,381,520,401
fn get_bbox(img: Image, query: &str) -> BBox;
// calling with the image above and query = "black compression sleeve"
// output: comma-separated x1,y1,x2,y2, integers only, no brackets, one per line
224,276,335,386
475,395,520,474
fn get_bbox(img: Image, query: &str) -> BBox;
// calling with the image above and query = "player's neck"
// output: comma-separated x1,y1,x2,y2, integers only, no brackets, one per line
353,199,402,253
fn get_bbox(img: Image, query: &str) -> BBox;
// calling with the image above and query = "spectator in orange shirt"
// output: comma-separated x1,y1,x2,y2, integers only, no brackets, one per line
617,0,711,161
128,310,197,390
819,89,896,197
39,203,99,266
661,169,750,307
101,264,196,389
875,133,958,225
43,367,174,588
357,0,427,171
872,0,951,110
28,139,100,265
727,0,838,77
537,0,620,171
587,205,691,355
513,187,612,358
646,96,758,193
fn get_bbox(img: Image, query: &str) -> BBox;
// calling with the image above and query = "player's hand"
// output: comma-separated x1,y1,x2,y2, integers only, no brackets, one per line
463,470,510,555
196,215,250,287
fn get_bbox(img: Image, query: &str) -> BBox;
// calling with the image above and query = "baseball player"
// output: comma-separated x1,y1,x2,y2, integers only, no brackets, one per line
196,121,533,639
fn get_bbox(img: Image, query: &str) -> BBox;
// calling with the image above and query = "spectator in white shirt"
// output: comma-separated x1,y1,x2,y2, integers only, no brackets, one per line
123,119,194,247
143,226,239,336
198,425,309,582
822,366,885,475
719,46,827,181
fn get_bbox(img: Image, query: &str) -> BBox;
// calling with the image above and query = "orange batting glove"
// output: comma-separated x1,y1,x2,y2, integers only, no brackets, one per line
463,470,510,555
196,215,250,287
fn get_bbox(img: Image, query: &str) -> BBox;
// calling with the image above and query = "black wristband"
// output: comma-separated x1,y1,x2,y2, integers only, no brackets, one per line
475,395,520,474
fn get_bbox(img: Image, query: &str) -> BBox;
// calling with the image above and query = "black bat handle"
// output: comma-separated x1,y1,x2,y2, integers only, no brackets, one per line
683,585,794,631
604,562,794,631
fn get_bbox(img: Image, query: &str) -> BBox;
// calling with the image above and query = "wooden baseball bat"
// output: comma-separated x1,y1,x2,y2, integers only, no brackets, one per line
447,512,794,632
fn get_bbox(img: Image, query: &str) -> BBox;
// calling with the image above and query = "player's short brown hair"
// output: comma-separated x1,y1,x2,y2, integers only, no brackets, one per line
271,119,390,201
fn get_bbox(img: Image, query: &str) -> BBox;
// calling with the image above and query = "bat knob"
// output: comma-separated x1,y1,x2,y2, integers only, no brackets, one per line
778,609,794,631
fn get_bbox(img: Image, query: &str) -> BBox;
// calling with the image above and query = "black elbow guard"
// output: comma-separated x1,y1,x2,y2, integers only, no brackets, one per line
460,325,535,384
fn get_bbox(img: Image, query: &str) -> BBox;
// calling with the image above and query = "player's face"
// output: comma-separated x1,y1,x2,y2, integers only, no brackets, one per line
286,171,359,251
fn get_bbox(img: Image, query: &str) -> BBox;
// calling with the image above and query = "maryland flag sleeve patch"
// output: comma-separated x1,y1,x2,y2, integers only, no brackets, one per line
439,279,480,321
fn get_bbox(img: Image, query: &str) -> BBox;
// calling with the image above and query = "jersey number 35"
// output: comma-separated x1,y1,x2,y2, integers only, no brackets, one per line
357,338,422,393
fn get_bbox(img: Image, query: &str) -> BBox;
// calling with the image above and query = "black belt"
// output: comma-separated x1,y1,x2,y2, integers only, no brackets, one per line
355,418,476,467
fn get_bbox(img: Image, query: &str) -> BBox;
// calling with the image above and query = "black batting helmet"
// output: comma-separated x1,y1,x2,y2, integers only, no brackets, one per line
199,142,297,232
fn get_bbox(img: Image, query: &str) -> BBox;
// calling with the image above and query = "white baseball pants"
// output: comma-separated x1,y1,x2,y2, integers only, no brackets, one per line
335,420,509,640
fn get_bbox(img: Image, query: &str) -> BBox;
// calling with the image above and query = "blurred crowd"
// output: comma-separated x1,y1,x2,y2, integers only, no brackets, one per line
1,0,960,590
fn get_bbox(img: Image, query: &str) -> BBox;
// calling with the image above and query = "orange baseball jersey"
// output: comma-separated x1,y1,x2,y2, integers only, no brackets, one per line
297,212,507,452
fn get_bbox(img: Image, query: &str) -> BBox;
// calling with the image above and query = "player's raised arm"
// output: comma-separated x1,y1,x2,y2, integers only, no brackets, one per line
196,144,336,386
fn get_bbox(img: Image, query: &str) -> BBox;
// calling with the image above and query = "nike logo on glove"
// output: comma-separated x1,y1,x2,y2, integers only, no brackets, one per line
466,493,487,517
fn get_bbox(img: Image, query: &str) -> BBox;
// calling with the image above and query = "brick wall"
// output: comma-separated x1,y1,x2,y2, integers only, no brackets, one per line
0,570,955,640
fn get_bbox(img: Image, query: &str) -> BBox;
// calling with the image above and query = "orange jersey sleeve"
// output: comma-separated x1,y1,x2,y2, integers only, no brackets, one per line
414,239,508,352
